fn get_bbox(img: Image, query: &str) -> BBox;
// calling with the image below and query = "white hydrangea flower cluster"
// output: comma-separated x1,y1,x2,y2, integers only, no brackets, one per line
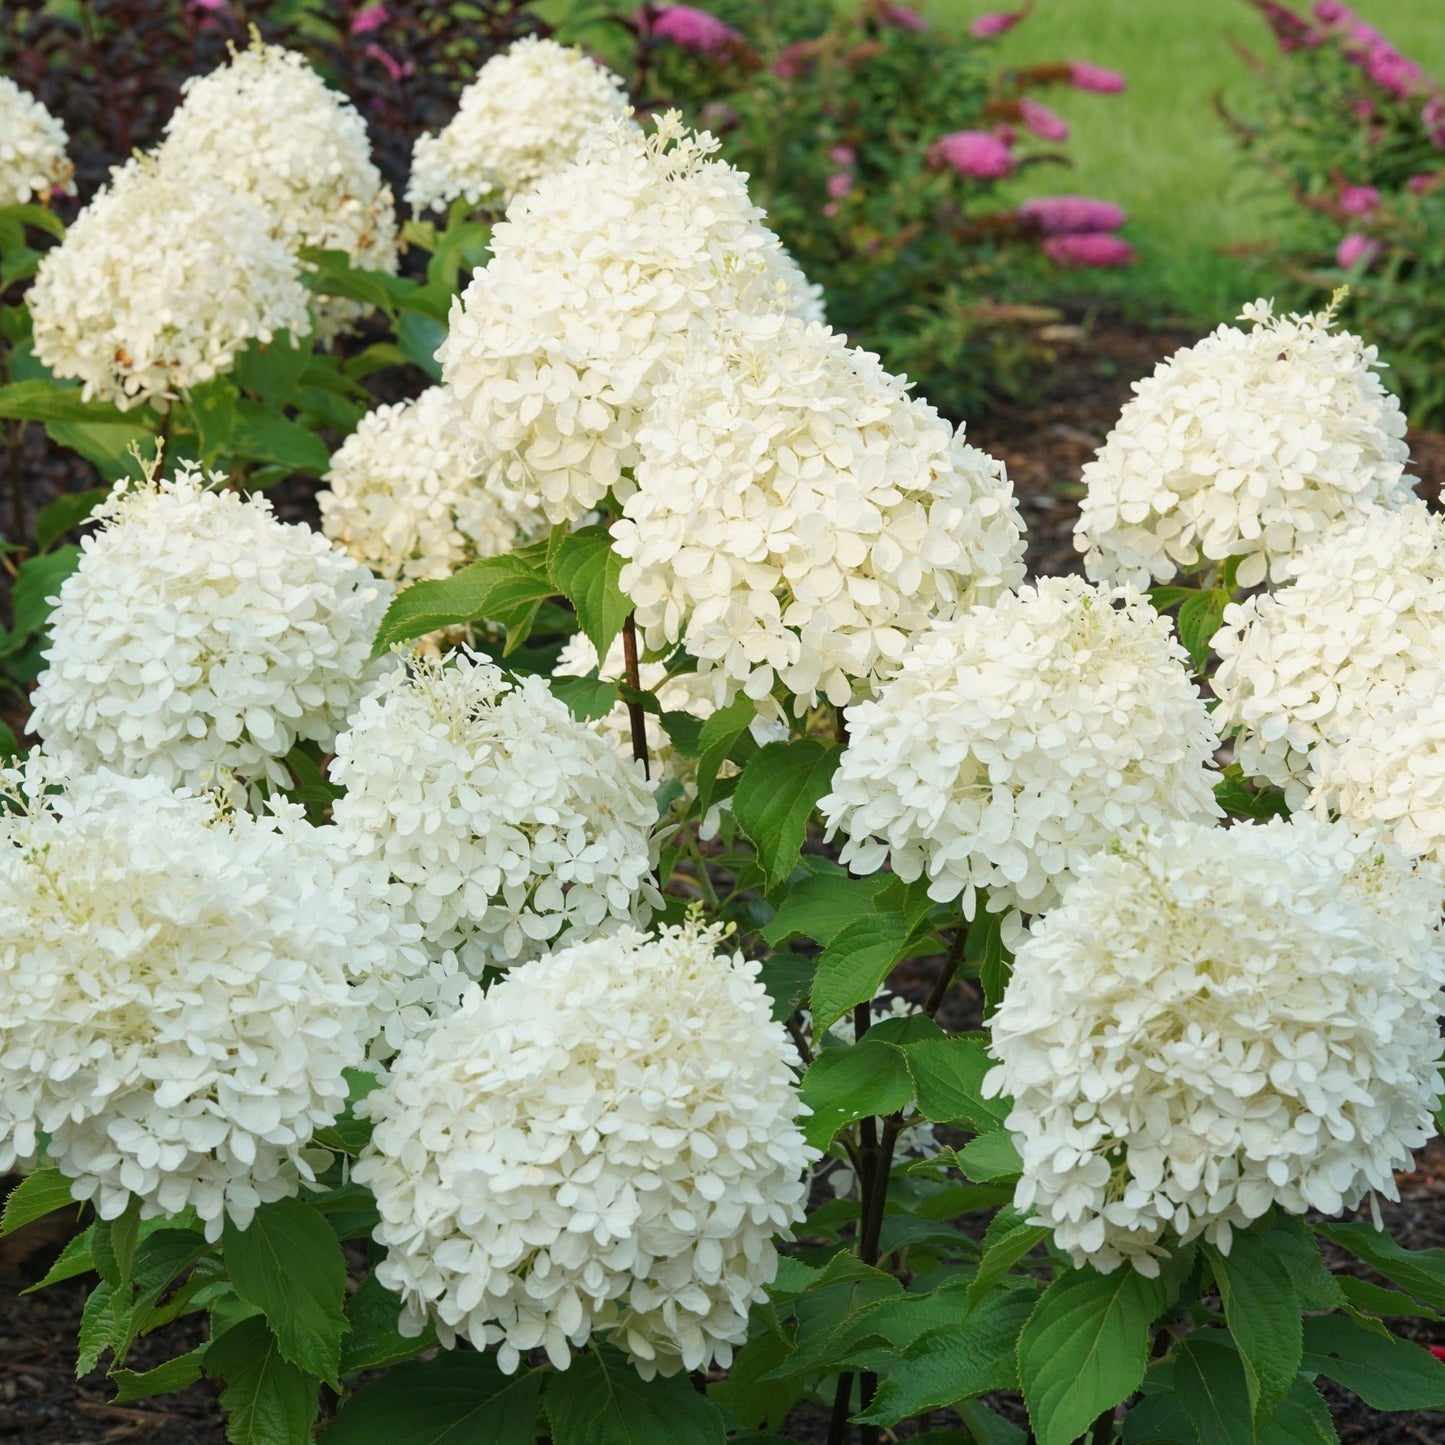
439,112,824,526
273,811,465,1063
821,576,1221,925
158,40,400,337
0,75,74,206
354,921,814,1378
1211,505,1445,803
330,651,661,973
318,385,547,583
30,462,391,792
27,158,312,408
1074,298,1414,589
0,759,373,1239
1308,694,1445,867
612,314,1026,716
986,816,1445,1276
406,37,630,215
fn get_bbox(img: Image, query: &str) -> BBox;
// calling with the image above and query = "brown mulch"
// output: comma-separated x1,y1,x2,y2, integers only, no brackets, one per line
6,318,1445,1442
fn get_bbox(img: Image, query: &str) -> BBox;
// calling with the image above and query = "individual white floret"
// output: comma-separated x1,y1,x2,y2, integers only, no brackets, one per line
613,313,1025,717
985,815,1445,1275
29,462,391,793
0,75,74,206
0,757,373,1239
821,576,1221,925
1211,504,1445,804
1309,694,1445,868
27,156,311,408
439,111,824,527
157,39,399,338
353,920,815,1378
329,650,661,974
1074,298,1414,589
406,37,630,215
318,385,547,583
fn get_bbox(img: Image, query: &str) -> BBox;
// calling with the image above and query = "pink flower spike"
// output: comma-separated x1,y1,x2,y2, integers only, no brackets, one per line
1042,233,1135,267
1408,171,1443,194
1338,183,1380,217
365,41,412,81
1364,45,1426,99
1019,195,1126,234
970,7,1026,38
642,4,745,55
875,3,929,31
826,145,857,167
350,3,387,34
1066,60,1127,93
1424,96,1445,148
826,172,854,200
930,129,1015,179
1252,0,1318,53
773,39,812,78
1336,232,1380,269
1020,98,1069,142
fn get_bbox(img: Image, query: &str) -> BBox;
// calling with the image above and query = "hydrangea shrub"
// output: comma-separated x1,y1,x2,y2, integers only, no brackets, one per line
3,22,1445,1445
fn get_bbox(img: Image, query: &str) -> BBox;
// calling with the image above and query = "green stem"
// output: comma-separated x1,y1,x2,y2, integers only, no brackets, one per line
621,612,651,782
923,924,969,1019
825,1371,854,1445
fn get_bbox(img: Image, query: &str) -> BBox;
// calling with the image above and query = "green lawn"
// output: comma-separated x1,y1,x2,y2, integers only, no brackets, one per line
926,0,1445,322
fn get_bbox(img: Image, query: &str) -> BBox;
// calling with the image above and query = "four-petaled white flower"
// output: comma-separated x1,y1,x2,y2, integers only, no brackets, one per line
157,39,400,338
319,385,548,583
0,757,376,1238
1211,504,1445,805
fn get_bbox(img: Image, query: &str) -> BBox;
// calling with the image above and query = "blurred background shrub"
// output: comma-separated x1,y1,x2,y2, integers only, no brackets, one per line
1223,0,1445,424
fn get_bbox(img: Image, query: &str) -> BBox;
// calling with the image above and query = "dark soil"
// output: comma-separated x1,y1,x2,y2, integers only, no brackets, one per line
6,317,1445,1443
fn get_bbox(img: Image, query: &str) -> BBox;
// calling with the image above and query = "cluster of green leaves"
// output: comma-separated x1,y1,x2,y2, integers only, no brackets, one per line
1227,5,1445,423
582,1,1097,423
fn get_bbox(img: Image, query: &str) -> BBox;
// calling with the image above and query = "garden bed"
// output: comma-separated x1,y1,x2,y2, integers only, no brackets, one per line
7,312,1445,1444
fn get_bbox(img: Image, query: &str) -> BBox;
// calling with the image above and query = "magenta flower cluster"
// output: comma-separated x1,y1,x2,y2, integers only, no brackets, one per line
1018,196,1134,269
641,4,748,56
1312,1,1431,99
930,129,1015,179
